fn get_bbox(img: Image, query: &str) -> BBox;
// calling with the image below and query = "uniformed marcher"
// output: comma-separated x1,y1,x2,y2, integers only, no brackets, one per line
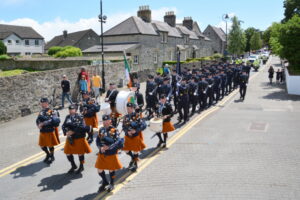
154,72,163,86
206,74,214,107
130,83,144,117
105,83,120,127
95,115,124,192
220,70,227,99
239,71,249,100
171,70,179,112
198,76,208,111
226,67,233,94
122,103,147,171
155,94,175,148
80,92,100,143
63,105,92,174
145,75,158,119
213,72,221,103
36,97,60,164
188,76,198,115
157,77,172,102
177,77,190,123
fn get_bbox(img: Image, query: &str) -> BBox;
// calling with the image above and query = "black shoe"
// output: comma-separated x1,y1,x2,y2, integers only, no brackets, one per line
106,184,115,192
98,182,109,193
68,165,78,174
43,155,50,163
128,160,134,169
130,163,138,172
162,143,167,148
48,154,55,164
75,164,84,174
88,138,93,144
156,140,163,148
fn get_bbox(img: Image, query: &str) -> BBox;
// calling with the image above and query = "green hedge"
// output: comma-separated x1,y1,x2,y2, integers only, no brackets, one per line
0,54,11,60
48,46,82,58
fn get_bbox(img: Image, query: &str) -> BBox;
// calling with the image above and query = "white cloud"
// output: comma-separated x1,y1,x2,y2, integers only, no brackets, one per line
0,7,178,42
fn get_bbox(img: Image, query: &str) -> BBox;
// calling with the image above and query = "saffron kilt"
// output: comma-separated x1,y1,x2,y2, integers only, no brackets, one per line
64,137,92,155
95,152,122,170
162,121,175,133
39,131,60,147
122,132,146,152
84,115,98,128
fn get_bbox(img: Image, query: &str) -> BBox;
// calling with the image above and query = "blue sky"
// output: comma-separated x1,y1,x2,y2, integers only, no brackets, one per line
0,0,284,41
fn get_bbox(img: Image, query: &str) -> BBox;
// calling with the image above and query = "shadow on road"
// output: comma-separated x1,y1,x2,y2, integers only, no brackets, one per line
38,172,83,192
74,193,98,200
260,82,300,101
11,161,50,178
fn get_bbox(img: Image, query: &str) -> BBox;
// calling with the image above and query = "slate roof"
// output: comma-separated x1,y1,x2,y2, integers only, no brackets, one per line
103,16,157,36
176,25,199,39
152,20,181,38
209,25,226,42
45,29,97,50
0,24,44,39
83,43,140,53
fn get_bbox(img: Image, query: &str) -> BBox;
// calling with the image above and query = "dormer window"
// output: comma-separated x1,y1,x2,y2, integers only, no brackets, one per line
161,32,168,43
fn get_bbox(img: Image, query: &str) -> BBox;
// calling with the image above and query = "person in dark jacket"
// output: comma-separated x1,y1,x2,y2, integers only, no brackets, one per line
239,71,249,100
36,98,60,164
61,75,73,108
95,115,124,193
268,66,275,84
145,75,158,119
63,105,92,174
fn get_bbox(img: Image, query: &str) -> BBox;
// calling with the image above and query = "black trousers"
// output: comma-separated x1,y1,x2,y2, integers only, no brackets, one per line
226,81,232,93
240,85,247,99
189,96,198,113
173,93,178,111
221,86,226,98
198,93,207,109
207,89,214,106
178,99,189,121
214,88,220,102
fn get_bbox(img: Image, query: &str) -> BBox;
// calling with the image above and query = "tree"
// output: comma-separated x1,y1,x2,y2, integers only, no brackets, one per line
262,27,272,47
283,0,300,22
244,27,257,52
0,41,7,55
269,22,283,57
250,31,263,51
279,15,300,70
228,16,246,57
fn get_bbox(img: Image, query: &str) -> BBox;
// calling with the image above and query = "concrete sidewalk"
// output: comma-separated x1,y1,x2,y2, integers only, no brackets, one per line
109,56,300,200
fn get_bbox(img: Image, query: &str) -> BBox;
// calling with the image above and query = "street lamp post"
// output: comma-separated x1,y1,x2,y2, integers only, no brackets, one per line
98,0,107,92
222,14,229,56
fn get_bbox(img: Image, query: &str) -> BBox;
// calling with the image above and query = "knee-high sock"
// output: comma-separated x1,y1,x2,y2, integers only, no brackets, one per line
67,155,76,167
156,132,163,142
49,147,54,156
163,133,168,143
79,155,85,164
41,147,50,156
109,171,116,185
126,151,134,160
99,171,108,185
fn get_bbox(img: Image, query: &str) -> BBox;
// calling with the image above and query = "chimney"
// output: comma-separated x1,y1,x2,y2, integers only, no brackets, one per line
63,30,68,39
183,17,193,30
137,5,151,23
164,11,176,27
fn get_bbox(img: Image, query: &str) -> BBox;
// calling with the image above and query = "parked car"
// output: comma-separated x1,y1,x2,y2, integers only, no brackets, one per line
247,54,259,63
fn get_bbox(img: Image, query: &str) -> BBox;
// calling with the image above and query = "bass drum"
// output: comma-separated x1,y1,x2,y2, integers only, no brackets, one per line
116,91,135,115
100,102,111,115
149,118,163,132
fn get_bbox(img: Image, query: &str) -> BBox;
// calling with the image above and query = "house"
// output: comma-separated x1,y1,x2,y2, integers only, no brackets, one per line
203,25,226,54
45,29,100,52
83,6,214,71
0,24,44,56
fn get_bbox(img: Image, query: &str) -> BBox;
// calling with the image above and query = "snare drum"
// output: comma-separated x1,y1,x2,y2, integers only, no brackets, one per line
100,102,111,115
149,118,163,132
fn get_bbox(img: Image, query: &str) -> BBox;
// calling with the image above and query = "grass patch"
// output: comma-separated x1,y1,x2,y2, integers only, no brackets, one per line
0,69,40,77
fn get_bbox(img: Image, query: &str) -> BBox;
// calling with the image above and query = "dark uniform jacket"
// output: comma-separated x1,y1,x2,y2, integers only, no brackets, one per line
36,108,60,133
157,84,172,99
96,126,123,155
105,89,119,107
156,102,173,122
80,98,100,118
62,113,89,139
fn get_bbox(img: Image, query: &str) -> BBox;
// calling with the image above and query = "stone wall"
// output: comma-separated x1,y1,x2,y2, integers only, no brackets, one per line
0,63,154,123
0,59,91,71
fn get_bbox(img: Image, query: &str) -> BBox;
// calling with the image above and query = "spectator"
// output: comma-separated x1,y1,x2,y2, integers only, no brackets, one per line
61,75,73,108
276,69,281,84
280,68,285,83
91,72,102,100
268,66,274,84
79,75,88,93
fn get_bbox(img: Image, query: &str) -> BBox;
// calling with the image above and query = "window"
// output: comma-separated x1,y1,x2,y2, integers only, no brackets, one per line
154,53,158,64
133,55,139,64
184,35,189,44
35,40,39,46
16,40,20,45
25,52,31,55
25,40,30,46
161,32,168,43
7,40,12,45
169,51,173,61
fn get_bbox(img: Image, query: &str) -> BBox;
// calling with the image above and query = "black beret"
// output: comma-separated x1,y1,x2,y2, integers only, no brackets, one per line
109,83,115,86
81,91,88,95
40,97,49,103
159,94,166,99
126,102,134,108
148,75,154,79
102,114,111,121
68,104,76,110
163,77,170,81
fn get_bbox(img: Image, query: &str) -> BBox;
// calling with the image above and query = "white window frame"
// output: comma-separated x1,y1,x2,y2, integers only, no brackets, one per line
133,55,139,64
7,40,12,45
35,39,39,46
161,32,168,43
25,52,31,56
184,35,189,44
170,51,173,61
16,40,20,45
154,53,158,64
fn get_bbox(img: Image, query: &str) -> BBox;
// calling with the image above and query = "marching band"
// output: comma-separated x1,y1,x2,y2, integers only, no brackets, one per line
36,61,250,193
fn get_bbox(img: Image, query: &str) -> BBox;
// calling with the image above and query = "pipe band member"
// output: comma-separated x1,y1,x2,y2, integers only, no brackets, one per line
155,94,175,148
80,91,100,144
36,97,60,164
130,83,144,118
122,103,147,172
145,75,158,120
105,83,121,127
63,104,92,174
95,115,124,193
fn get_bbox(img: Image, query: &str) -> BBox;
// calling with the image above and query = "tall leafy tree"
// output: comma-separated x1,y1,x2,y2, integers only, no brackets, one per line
283,0,300,22
228,16,246,57
244,27,257,52
279,15,300,70
262,27,272,47
269,22,283,57
0,41,7,55
250,31,263,51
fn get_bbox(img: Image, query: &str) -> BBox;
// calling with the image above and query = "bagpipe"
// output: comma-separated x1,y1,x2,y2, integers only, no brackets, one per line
98,127,124,155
